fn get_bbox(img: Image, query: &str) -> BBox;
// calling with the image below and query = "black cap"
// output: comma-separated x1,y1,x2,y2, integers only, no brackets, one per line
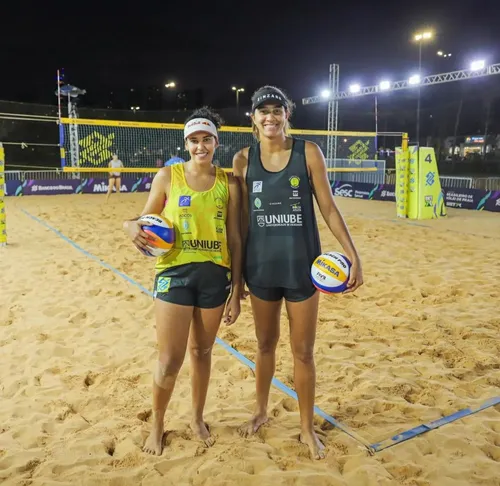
251,87,288,112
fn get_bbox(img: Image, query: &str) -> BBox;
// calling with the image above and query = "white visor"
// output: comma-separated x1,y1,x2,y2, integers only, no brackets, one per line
184,118,218,140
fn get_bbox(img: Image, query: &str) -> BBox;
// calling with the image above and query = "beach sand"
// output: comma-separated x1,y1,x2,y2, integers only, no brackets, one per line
1,193,499,486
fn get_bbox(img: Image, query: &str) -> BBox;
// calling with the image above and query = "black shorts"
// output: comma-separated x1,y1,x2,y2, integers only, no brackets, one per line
154,262,231,308
247,282,316,303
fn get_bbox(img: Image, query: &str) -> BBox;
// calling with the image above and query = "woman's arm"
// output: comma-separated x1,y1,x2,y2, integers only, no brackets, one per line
123,167,170,250
232,149,250,297
226,173,242,296
305,141,363,293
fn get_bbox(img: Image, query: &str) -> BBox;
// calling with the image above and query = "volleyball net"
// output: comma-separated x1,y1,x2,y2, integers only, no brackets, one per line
59,117,382,177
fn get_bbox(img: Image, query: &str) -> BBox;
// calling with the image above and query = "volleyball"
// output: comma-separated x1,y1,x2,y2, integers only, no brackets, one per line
138,214,175,257
310,251,351,294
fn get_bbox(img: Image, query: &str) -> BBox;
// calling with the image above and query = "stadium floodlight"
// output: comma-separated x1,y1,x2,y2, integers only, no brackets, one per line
349,84,361,94
437,50,443,56
470,60,485,71
130,106,140,111
409,74,421,85
379,80,391,90
321,89,331,98
415,31,432,41
165,82,176,88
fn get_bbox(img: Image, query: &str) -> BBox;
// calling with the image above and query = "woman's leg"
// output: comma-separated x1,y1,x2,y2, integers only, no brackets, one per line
239,291,282,437
285,291,325,460
143,300,193,455
188,303,226,446
115,177,121,194
105,178,114,202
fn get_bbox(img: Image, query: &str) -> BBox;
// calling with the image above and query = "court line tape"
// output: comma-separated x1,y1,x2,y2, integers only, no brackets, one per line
20,208,375,455
370,396,500,452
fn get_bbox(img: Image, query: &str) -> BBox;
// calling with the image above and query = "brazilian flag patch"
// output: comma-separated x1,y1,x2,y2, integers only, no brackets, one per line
156,276,171,293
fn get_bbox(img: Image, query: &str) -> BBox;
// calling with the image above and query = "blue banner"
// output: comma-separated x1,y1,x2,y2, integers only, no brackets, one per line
331,181,499,213
4,177,153,196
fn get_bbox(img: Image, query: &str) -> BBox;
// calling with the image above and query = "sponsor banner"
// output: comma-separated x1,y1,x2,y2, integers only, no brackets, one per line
4,177,153,196
5,180,23,196
442,188,500,212
331,181,500,213
80,177,153,194
331,181,396,201
23,179,80,195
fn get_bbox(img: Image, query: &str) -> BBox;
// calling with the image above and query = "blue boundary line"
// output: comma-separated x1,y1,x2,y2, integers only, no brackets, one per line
21,208,375,454
23,208,499,455
370,396,500,452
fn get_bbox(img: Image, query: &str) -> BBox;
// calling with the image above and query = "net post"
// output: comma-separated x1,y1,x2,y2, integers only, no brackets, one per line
59,120,66,168
395,133,410,218
0,143,7,247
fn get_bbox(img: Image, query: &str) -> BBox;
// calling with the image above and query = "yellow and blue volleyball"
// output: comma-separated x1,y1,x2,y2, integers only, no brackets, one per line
310,251,351,294
138,214,175,257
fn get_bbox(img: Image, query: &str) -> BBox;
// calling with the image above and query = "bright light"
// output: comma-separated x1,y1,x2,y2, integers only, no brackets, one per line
415,31,433,41
320,89,331,98
437,50,443,56
470,60,485,71
232,86,244,92
379,80,391,90
232,86,236,90
177,147,181,151
165,82,176,88
349,84,361,94
245,112,251,116
409,74,421,85
130,106,140,110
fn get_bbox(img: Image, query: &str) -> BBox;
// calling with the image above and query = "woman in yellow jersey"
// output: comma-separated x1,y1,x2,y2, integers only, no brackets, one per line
123,107,242,456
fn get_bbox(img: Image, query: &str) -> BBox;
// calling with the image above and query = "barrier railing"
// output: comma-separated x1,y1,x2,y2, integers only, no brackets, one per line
4,169,500,190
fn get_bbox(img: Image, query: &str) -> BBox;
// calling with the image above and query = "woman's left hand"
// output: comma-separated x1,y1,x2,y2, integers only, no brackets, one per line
223,290,241,326
343,257,364,294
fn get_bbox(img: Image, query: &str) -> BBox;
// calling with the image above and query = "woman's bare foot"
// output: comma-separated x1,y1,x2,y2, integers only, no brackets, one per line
238,412,268,438
300,430,326,460
143,414,164,456
190,419,215,447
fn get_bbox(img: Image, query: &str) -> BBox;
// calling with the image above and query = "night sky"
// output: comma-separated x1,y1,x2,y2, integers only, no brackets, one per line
2,0,500,134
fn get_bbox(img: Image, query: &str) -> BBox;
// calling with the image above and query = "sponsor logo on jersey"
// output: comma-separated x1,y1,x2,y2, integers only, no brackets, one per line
179,195,191,207
252,181,263,193
256,213,303,227
182,239,222,251
289,176,300,188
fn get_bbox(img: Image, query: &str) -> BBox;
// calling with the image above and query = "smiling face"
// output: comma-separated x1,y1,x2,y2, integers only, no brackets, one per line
185,131,218,165
251,103,290,140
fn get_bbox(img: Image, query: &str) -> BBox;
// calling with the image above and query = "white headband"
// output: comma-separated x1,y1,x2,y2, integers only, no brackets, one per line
184,118,218,140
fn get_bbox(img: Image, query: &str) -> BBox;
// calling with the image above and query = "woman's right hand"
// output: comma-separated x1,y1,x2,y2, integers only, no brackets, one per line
123,219,152,252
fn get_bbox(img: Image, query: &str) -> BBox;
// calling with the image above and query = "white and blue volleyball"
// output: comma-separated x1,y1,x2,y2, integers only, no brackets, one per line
311,251,351,294
138,214,175,257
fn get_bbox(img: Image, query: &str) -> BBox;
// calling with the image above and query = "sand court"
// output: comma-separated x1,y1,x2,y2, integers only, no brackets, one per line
1,193,500,486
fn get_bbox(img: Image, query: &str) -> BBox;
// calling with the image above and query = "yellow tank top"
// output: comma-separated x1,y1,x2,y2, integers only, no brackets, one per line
155,163,231,273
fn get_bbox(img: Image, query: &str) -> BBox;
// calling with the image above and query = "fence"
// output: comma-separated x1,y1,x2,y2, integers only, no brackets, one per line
327,159,385,184
383,170,500,190
5,169,500,191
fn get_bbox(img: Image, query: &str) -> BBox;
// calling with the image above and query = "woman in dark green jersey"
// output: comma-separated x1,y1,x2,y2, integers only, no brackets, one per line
233,86,363,460
124,107,242,456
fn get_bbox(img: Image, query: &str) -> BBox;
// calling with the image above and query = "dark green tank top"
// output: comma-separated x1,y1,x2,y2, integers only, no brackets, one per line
244,138,321,289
